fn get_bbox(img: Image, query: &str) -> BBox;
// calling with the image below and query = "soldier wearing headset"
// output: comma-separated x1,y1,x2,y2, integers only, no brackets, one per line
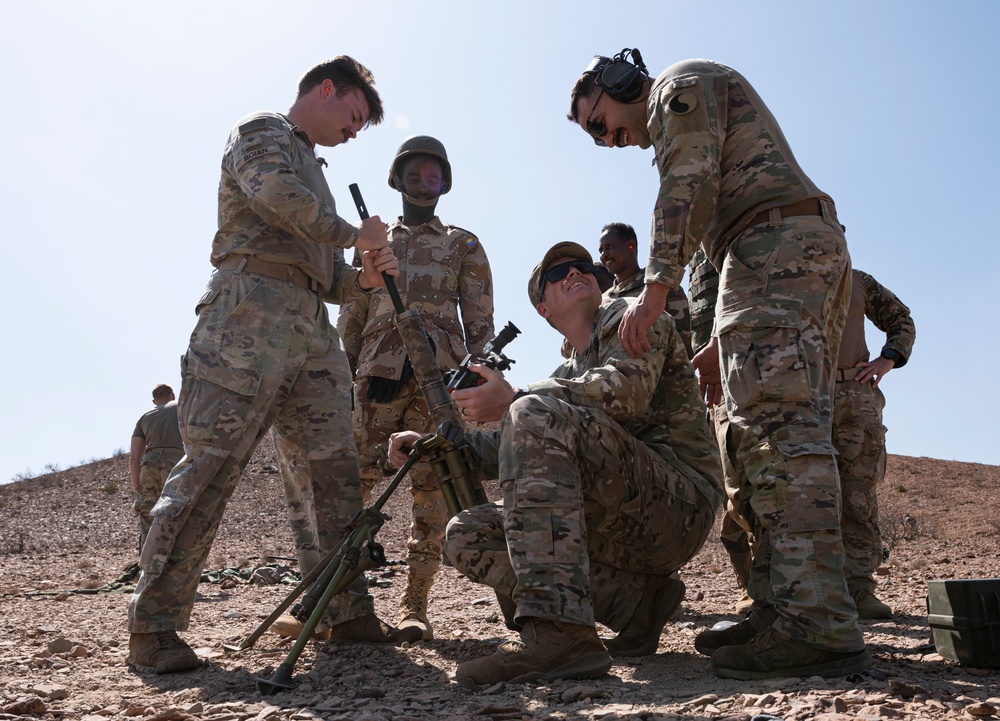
567,50,869,681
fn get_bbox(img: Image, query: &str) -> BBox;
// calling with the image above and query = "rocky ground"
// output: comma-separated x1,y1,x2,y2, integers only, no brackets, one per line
1,440,998,720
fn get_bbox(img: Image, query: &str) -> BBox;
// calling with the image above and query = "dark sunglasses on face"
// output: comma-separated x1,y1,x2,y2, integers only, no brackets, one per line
586,89,608,147
542,260,595,293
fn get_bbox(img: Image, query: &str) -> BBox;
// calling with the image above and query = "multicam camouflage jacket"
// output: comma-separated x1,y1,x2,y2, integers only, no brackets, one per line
838,269,916,369
608,268,691,337
338,217,494,379
211,111,361,304
645,59,832,291
466,297,722,508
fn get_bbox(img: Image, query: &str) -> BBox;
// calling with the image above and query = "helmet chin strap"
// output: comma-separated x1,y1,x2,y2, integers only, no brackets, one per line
401,192,438,208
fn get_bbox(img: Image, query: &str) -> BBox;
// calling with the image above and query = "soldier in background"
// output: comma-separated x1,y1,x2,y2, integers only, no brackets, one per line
129,384,183,554
337,135,494,640
391,241,721,688
832,269,915,618
687,248,755,616
703,261,917,620
599,222,692,356
569,52,869,679
127,56,415,676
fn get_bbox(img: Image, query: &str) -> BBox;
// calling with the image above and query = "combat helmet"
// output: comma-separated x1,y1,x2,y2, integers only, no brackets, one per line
388,135,451,194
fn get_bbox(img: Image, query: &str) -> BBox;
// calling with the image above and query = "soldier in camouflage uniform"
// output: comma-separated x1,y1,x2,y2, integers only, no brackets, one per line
687,248,755,616
126,56,420,676
832,269,915,618
569,53,871,679
390,241,722,688
337,135,494,640
129,384,184,554
599,222,693,356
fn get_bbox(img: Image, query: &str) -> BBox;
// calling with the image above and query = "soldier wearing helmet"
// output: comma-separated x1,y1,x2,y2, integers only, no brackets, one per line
337,135,494,639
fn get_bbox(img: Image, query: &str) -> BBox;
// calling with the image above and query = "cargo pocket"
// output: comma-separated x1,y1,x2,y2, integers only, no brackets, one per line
771,440,841,533
511,478,582,566
717,298,811,409
179,343,261,449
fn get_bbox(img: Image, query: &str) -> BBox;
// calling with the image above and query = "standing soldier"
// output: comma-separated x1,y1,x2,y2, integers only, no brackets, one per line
599,222,692,356
127,56,415,676
833,269,915,618
129,384,183,554
337,136,494,640
569,51,870,679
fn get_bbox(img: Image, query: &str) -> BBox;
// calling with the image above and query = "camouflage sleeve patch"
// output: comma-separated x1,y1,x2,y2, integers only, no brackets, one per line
447,225,479,250
238,118,269,135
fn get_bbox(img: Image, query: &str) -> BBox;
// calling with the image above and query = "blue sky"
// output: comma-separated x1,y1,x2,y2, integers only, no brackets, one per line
1,0,997,484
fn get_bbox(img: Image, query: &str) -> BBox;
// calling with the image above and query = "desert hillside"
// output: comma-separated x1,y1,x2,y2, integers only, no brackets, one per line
1,441,998,720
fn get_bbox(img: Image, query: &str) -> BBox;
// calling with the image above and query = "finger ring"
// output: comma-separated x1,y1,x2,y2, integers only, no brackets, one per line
461,407,466,415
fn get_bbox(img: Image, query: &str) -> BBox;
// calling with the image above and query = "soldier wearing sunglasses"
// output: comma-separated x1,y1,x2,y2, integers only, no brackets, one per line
390,241,722,689
568,53,869,680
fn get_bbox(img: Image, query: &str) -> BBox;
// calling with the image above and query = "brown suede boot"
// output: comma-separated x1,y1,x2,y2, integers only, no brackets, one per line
693,606,777,656
268,614,331,641
455,619,612,690
397,572,434,640
712,626,873,680
602,576,685,657
326,613,422,644
128,631,202,674
852,589,893,620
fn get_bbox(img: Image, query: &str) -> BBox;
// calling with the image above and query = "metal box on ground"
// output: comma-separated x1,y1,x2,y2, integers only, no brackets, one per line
926,578,1000,667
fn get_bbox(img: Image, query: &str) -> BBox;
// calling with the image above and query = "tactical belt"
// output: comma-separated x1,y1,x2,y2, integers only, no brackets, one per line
218,255,320,293
747,198,823,228
837,367,863,382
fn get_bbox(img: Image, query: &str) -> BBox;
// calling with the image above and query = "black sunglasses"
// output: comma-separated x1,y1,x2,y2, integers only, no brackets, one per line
586,89,608,147
542,260,595,293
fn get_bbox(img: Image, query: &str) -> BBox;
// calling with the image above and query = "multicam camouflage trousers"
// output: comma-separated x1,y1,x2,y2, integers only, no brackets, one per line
129,270,371,633
353,374,447,578
832,373,887,594
445,394,716,630
716,207,864,651
133,447,184,552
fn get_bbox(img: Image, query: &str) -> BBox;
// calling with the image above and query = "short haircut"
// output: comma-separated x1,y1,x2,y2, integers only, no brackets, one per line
152,384,173,401
601,222,637,245
297,56,384,127
567,72,600,122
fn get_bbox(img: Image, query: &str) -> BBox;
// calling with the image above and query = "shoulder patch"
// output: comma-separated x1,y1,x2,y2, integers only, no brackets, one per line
668,92,698,115
238,118,269,135
446,225,480,249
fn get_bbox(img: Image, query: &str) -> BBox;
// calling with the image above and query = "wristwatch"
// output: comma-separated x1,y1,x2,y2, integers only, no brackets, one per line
880,349,900,363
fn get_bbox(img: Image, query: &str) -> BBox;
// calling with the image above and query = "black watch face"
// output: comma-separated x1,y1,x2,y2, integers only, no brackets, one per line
883,350,899,361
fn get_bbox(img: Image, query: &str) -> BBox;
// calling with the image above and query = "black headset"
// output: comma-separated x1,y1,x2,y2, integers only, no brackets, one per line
583,48,649,103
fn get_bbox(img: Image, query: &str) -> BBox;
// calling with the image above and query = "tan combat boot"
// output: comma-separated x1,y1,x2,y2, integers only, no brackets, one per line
711,626,872,680
128,631,202,674
455,619,612,690
735,587,754,616
852,589,893,619
728,546,754,615
397,572,434,640
268,614,331,641
602,575,685,657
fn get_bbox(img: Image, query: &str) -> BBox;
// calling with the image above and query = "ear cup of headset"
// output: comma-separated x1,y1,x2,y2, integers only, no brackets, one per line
597,62,644,102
